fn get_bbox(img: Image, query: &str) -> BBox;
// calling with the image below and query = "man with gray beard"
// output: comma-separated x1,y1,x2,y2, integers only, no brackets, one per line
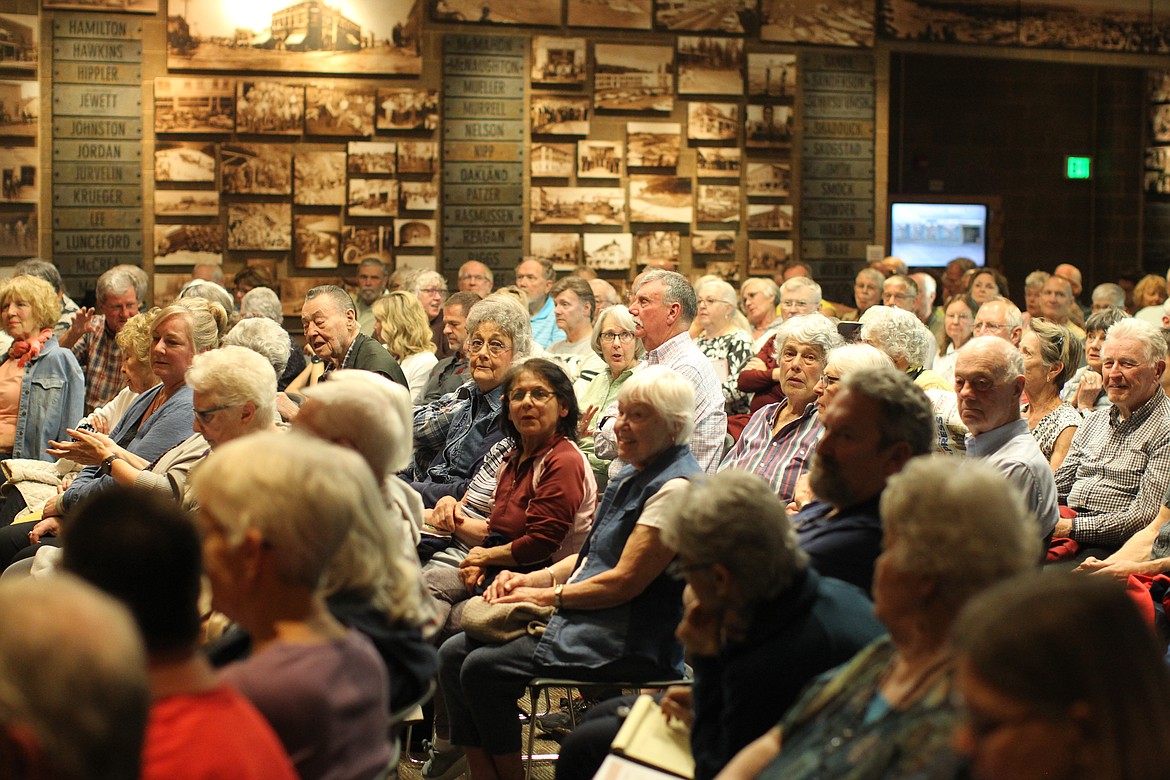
790,366,933,594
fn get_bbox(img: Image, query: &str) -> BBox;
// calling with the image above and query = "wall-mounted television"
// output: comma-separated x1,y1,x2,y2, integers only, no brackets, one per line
889,198,995,269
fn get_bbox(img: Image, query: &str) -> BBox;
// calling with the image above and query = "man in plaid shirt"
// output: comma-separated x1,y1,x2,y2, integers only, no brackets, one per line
1054,318,1170,551
60,266,144,414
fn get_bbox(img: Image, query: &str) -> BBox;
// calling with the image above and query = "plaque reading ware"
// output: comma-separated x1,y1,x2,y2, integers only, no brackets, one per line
53,209,142,230
52,117,143,139
53,86,142,118
53,163,142,184
801,240,871,259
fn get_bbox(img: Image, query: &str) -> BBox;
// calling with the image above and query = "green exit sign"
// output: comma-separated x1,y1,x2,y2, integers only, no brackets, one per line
1065,156,1092,180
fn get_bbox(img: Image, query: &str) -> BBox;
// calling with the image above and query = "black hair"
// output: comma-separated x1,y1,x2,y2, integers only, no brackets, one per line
499,357,579,443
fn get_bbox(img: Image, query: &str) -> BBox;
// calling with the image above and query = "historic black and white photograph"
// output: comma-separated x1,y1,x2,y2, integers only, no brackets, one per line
748,237,792,274
155,77,235,134
1147,145,1170,176
762,0,873,46
747,53,797,99
282,277,341,316
529,232,581,268
577,140,623,178
747,203,794,231
154,190,220,217
0,81,36,138
154,224,224,266
221,144,292,195
294,151,347,205
654,0,756,32
0,14,36,72
530,186,625,225
567,0,652,29
531,36,587,84
153,274,189,309
294,215,340,268
677,36,744,95
627,122,682,168
594,43,674,113
745,104,793,148
687,102,739,141
1155,104,1170,143
155,142,217,183
629,176,692,223
394,218,436,247
695,147,740,177
635,230,680,265
696,184,740,223
531,95,591,135
400,179,438,211
1018,0,1148,52
430,0,562,26
236,81,304,135
305,84,375,136
168,0,421,75
1152,71,1170,102
0,209,35,256
397,141,437,174
745,160,791,196
347,141,397,175
692,229,736,254
0,147,35,202
45,0,157,10
878,0,1017,45
532,143,576,177
348,178,399,217
376,88,438,131
341,225,384,265
583,233,634,270
228,203,291,251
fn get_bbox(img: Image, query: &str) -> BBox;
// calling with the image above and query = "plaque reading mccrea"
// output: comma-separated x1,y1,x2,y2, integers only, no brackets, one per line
54,86,143,118
52,117,143,139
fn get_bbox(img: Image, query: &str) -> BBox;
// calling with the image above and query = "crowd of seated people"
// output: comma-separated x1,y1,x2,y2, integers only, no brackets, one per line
9,254,1170,780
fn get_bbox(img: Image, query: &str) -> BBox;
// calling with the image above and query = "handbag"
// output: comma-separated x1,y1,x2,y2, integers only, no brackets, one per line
460,595,555,644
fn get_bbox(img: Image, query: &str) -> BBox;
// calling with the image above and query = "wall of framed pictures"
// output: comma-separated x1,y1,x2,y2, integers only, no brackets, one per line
1,0,1167,307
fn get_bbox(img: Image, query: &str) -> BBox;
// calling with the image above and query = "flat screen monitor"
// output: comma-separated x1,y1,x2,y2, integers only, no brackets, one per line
889,201,988,269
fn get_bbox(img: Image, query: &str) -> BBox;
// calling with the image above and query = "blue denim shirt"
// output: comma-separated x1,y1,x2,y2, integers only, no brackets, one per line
410,381,505,505
2,337,84,462
533,444,699,675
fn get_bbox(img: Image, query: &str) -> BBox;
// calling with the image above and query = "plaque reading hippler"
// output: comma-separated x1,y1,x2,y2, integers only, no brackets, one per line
445,206,525,226
54,209,142,230
53,14,143,39
52,39,143,63
53,163,142,184
53,186,143,207
54,86,142,118
53,231,143,254
53,62,142,86
442,34,526,269
52,141,141,162
52,117,143,139
443,142,524,163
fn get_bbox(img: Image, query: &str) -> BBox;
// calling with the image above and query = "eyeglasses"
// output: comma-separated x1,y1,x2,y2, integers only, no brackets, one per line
818,373,841,387
883,292,915,301
509,388,555,404
697,297,730,308
467,338,512,357
419,287,447,296
973,321,1007,333
459,274,489,282
194,404,232,424
781,299,811,308
600,331,635,344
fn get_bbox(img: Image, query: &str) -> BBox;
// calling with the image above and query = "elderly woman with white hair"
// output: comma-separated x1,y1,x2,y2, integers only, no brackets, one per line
194,432,391,780
695,279,754,416
739,277,783,352
411,295,536,507
721,315,843,501
238,286,305,391
719,457,1040,780
860,305,951,391
223,317,291,384
813,343,894,415
577,304,644,488
429,366,701,780
778,276,823,321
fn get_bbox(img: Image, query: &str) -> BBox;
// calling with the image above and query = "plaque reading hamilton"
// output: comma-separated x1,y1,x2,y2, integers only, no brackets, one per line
53,14,144,40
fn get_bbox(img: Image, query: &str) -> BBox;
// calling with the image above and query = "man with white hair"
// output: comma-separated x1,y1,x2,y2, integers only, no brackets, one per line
594,269,726,473
1091,283,1127,313
61,264,145,413
1054,262,1090,319
412,269,454,359
883,274,937,366
911,271,945,349
777,277,821,321
0,575,150,780
955,336,1059,540
1054,318,1170,550
457,260,494,298
972,297,1024,346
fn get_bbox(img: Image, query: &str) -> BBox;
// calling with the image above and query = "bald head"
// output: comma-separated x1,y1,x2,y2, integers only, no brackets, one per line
1054,263,1083,296
973,298,1023,346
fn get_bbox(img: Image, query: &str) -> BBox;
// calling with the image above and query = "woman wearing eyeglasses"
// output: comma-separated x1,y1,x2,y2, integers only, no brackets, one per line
577,305,644,490
694,280,754,416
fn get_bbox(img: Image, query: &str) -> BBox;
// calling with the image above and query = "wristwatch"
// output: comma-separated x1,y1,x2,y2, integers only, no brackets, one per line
99,454,120,476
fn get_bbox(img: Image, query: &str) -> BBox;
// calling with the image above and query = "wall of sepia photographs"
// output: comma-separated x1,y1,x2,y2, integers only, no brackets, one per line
0,0,1167,307
1148,71,1170,273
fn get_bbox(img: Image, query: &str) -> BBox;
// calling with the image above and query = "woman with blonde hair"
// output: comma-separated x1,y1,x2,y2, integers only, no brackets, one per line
695,279,754,416
372,290,438,401
1020,318,1083,470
